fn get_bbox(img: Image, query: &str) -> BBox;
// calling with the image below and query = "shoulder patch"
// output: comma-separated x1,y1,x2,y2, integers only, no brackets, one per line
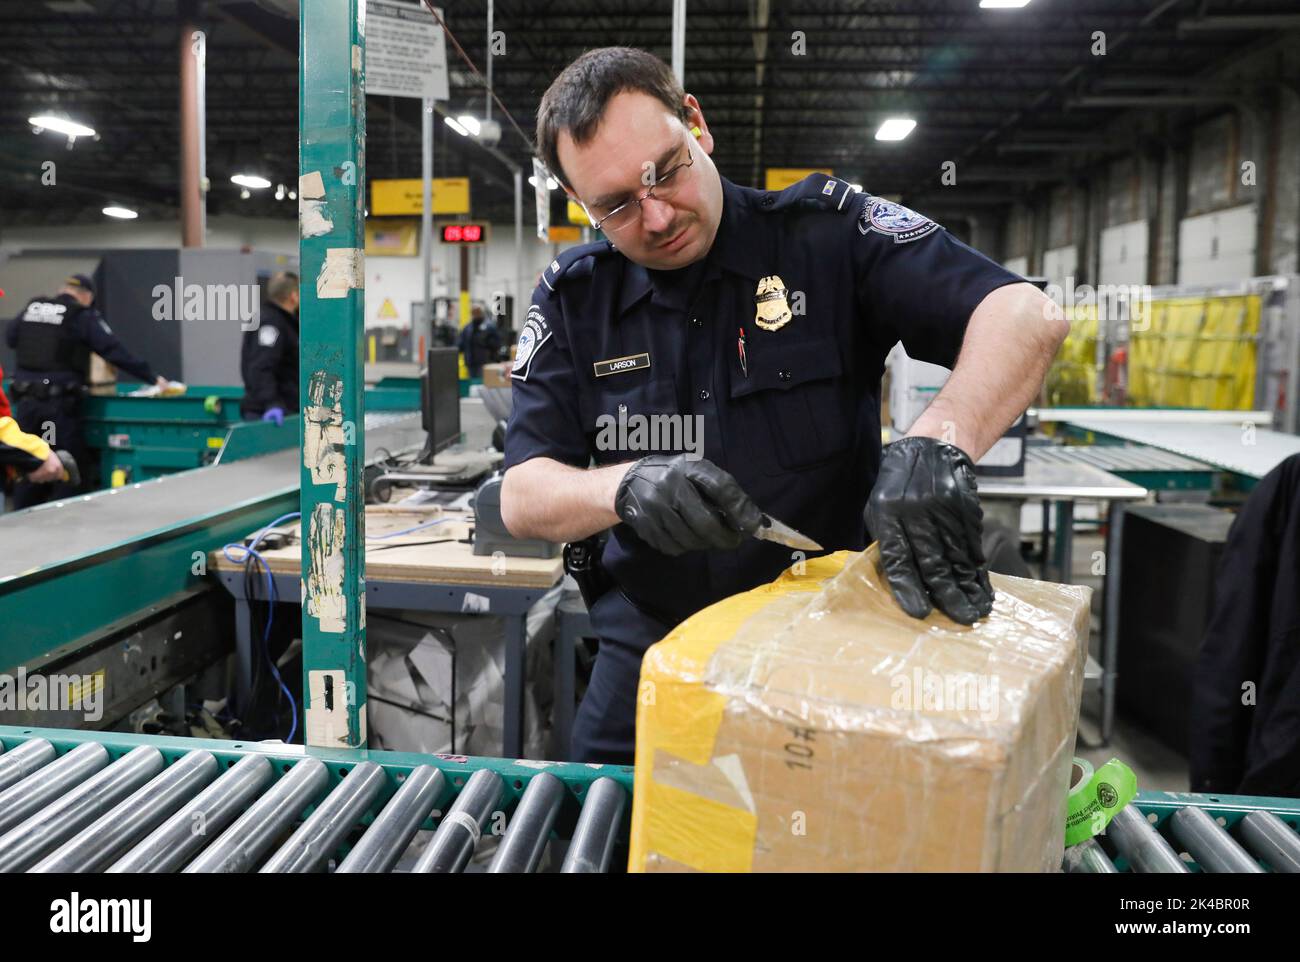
539,240,614,292
510,305,552,382
760,173,857,215
258,325,280,347
857,195,941,244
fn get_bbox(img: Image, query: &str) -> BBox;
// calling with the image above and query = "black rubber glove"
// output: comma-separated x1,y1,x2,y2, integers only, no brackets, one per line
865,436,994,625
615,454,763,556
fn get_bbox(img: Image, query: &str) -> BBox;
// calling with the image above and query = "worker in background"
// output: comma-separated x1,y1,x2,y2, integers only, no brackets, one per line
0,359,79,492
240,271,300,425
457,303,502,378
501,47,1067,763
1190,452,1300,798
4,273,167,508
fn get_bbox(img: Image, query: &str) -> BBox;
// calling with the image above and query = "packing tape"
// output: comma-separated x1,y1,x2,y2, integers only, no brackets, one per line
1065,756,1137,847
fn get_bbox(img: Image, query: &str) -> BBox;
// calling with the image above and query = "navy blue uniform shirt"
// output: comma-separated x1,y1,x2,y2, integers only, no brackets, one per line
240,301,300,418
5,294,155,385
505,173,1023,631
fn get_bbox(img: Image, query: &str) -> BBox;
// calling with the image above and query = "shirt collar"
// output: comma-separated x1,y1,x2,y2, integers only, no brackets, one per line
615,176,770,317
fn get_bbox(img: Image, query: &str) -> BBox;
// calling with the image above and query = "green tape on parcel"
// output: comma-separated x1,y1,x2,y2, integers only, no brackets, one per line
1065,757,1137,847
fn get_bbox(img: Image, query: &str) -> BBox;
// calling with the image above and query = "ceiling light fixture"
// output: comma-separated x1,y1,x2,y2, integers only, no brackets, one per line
102,206,138,219
875,118,917,142
231,173,272,189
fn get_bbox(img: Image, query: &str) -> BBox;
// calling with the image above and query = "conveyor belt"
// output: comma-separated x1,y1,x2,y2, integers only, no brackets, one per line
0,411,423,582
1065,791,1300,874
1064,418,1300,480
1031,445,1215,474
3,727,1296,874
0,727,631,874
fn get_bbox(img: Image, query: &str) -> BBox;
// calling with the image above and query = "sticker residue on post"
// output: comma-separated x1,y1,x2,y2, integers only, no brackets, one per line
306,503,346,633
317,248,364,299
299,170,333,238
304,370,347,500
306,668,349,747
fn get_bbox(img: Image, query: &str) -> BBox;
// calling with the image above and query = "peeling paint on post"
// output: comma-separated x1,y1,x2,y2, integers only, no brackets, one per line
299,0,367,748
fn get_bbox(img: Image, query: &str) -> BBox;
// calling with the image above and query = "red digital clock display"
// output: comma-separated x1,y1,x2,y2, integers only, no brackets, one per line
442,224,485,243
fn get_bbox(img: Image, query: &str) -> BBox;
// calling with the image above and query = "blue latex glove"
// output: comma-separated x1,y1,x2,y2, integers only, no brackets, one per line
261,407,285,427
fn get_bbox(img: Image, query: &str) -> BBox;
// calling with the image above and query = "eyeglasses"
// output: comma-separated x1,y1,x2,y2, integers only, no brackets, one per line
580,136,696,234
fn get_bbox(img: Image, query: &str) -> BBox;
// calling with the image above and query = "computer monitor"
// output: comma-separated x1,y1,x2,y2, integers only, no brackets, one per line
421,347,461,458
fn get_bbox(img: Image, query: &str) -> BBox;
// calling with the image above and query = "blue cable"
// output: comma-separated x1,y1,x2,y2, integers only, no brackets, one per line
222,511,301,743
367,517,459,540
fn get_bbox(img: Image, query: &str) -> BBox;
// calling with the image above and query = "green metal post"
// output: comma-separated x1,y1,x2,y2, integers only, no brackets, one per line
299,0,367,748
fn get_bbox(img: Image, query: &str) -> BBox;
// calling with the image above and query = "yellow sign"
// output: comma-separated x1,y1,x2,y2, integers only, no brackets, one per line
566,199,590,226
365,219,419,256
371,177,470,215
548,226,581,243
377,297,400,320
66,670,105,709
764,168,833,191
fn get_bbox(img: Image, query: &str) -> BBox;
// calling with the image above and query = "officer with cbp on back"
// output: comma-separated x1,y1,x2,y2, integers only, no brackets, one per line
4,273,168,508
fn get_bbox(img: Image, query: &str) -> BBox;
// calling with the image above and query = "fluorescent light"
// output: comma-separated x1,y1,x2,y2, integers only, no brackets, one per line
875,118,917,142
528,175,558,191
28,115,96,138
444,116,469,136
980,0,1032,8
231,173,271,189
456,114,481,136
102,206,138,219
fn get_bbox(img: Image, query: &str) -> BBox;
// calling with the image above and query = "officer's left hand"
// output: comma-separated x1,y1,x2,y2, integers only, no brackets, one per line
865,436,994,625
262,407,285,427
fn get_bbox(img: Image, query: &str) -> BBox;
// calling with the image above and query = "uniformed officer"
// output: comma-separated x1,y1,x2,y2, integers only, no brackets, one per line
4,273,167,508
502,47,1068,763
240,271,300,425
457,303,502,378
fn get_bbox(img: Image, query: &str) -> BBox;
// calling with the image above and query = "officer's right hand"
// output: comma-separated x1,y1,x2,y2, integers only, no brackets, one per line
262,407,285,427
614,454,762,556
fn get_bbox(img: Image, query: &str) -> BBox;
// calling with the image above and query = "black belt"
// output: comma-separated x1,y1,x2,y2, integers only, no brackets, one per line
11,379,85,401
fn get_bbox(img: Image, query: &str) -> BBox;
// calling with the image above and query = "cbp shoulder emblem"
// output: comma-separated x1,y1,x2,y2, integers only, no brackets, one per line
858,196,940,244
510,305,552,381
257,325,279,347
754,275,793,332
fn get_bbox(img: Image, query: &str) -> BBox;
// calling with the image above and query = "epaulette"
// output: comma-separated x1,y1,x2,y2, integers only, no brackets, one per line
538,240,616,292
756,173,859,216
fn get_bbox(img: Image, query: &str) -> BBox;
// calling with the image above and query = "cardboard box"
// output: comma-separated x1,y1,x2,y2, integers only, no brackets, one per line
629,547,1090,872
481,361,513,388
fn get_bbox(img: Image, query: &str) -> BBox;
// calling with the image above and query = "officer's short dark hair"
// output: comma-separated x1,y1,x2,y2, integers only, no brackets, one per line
266,271,299,304
536,47,687,189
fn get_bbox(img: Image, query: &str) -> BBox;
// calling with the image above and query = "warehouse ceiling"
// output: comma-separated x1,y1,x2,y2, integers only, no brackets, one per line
1,0,1299,229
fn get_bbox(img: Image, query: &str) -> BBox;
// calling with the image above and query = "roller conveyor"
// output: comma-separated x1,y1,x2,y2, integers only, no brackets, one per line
1067,792,1300,874
0,726,634,874
5,727,1297,874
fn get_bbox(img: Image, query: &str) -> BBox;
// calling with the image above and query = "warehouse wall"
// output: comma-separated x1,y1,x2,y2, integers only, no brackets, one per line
1,216,558,341
987,37,1300,293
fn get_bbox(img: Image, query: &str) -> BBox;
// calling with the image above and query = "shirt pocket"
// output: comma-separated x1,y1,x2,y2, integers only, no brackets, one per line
580,375,684,464
728,335,851,473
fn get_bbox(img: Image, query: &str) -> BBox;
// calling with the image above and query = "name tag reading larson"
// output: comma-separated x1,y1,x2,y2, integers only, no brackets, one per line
593,353,651,377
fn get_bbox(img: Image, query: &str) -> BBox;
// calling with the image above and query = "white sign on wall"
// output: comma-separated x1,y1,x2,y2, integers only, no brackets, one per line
366,1,449,100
